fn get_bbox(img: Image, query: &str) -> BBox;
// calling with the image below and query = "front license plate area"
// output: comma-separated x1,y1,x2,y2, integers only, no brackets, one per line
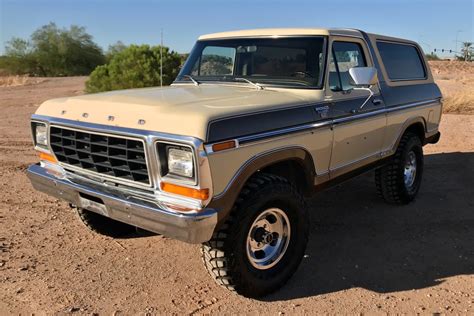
78,192,108,217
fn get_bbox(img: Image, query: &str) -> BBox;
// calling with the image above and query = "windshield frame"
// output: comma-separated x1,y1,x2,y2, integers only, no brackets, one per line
175,35,328,90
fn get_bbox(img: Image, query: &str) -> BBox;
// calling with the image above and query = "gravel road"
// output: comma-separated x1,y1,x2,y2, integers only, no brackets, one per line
0,77,473,314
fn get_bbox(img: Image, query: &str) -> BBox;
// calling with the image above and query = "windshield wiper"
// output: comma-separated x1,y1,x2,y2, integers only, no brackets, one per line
182,75,200,86
234,77,264,90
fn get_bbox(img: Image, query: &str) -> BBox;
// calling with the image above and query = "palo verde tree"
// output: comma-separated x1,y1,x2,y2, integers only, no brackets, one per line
2,23,105,76
85,44,182,93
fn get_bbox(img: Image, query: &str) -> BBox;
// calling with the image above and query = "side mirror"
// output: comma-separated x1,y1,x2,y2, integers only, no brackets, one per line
349,67,378,87
348,67,378,110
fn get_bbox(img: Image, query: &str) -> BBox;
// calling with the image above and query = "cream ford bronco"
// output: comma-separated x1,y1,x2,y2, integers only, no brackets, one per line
28,28,442,297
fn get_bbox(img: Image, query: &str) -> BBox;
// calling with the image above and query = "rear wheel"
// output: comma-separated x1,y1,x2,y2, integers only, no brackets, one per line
202,173,309,298
76,208,136,238
375,132,424,204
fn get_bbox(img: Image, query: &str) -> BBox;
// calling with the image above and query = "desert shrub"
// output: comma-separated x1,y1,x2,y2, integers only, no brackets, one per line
85,44,181,93
2,23,105,76
443,92,474,114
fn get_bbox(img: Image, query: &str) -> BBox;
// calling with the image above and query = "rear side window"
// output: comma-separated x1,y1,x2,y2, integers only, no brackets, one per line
376,41,426,81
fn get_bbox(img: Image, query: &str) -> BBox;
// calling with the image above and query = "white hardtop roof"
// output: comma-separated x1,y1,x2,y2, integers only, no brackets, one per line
198,28,363,40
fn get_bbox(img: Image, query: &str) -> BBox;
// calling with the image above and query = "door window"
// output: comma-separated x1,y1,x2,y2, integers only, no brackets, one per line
329,42,367,91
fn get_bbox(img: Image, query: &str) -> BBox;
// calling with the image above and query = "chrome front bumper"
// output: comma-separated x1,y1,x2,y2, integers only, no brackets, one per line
27,164,217,243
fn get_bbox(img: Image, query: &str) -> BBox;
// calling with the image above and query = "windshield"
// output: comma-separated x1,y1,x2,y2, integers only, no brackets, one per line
176,37,326,88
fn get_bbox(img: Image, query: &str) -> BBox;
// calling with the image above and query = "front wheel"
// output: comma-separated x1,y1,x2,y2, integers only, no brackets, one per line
375,132,424,204
202,173,309,298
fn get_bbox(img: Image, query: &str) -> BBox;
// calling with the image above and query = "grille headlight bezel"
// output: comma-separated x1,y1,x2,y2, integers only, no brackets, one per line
31,121,49,150
157,142,197,185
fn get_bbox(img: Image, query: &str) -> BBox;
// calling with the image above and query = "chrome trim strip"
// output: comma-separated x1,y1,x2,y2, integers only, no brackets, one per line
333,99,439,125
238,120,332,144
332,108,387,125
385,99,440,113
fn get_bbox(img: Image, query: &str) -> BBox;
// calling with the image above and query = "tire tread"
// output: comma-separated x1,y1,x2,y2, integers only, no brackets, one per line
201,173,308,297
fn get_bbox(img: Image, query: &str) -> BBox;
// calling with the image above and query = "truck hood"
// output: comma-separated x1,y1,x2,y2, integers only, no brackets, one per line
35,83,317,141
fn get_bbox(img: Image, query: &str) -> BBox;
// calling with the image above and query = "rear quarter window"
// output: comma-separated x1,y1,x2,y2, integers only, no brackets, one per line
376,41,426,81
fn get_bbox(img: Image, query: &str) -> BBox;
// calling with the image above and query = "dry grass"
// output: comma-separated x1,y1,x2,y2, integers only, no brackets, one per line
428,61,473,114
0,75,30,87
442,92,474,114
0,75,46,88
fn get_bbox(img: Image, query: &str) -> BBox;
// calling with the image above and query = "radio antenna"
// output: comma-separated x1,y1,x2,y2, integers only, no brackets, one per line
160,28,163,87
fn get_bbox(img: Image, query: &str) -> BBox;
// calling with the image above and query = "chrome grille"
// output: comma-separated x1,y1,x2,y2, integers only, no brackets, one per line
49,126,150,186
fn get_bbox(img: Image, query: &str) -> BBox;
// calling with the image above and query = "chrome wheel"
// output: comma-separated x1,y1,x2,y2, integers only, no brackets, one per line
404,151,417,188
246,208,291,270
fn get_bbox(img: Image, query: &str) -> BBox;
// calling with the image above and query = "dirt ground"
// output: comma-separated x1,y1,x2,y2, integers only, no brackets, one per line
0,77,473,314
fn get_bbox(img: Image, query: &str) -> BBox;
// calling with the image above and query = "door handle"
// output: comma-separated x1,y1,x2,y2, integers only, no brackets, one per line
372,98,382,106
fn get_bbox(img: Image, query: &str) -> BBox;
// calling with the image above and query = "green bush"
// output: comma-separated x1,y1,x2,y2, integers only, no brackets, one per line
2,23,105,76
85,45,181,93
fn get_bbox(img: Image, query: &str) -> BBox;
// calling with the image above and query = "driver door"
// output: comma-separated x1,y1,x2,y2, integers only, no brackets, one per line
325,37,387,178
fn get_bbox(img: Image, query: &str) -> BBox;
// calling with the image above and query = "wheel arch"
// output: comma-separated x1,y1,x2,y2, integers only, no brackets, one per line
392,117,427,151
208,146,316,225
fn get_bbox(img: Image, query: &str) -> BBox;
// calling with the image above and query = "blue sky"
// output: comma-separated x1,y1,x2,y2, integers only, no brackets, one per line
0,0,472,57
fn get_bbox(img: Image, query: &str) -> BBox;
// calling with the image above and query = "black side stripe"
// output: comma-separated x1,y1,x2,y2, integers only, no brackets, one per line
207,104,318,143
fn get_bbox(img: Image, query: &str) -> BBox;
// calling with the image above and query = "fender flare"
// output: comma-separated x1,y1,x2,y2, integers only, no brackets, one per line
208,146,315,224
391,116,427,152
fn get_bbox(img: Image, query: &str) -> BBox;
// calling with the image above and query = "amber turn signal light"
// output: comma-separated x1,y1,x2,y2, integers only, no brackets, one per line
161,182,209,200
38,152,57,163
211,140,236,152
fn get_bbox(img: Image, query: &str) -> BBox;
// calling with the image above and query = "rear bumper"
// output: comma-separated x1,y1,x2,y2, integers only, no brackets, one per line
27,163,217,243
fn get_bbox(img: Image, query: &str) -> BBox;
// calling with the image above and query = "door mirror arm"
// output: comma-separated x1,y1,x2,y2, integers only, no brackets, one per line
353,86,374,110
348,67,378,110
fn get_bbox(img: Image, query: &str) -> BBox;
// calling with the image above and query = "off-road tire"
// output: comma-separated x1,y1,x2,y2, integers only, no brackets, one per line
375,132,424,204
202,173,309,298
76,208,136,238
